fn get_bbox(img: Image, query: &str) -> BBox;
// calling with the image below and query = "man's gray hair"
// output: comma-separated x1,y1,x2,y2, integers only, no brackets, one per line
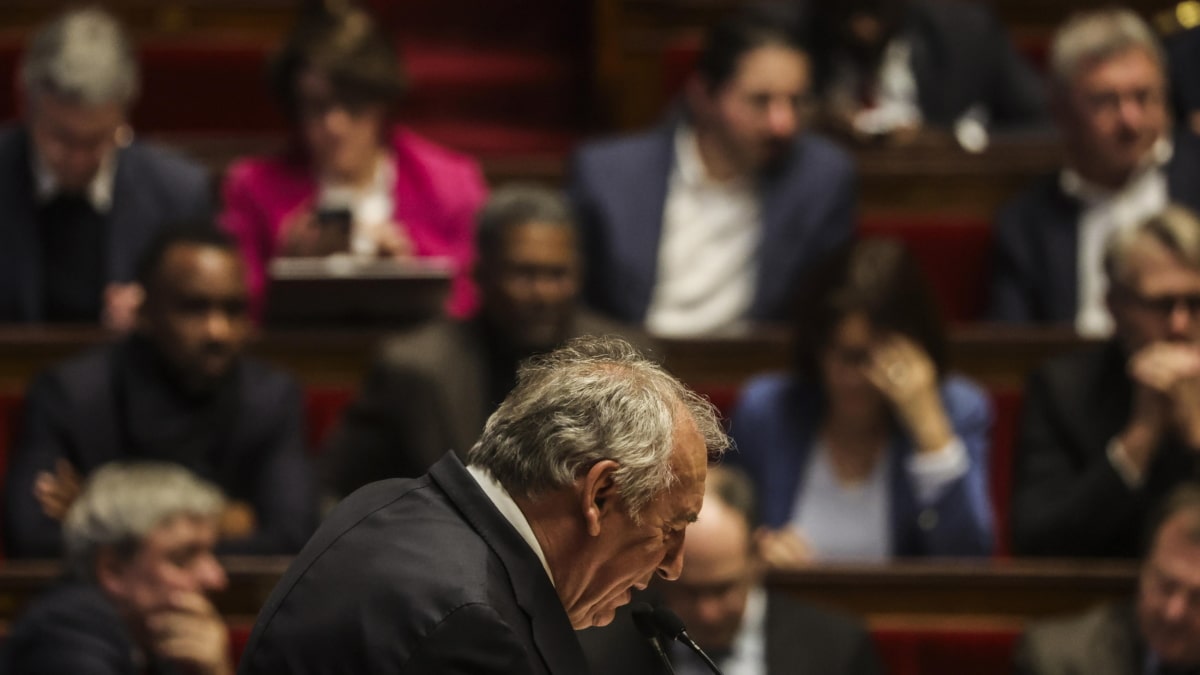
64,462,224,581
1104,204,1200,289
467,335,729,519
1049,8,1164,90
20,7,140,107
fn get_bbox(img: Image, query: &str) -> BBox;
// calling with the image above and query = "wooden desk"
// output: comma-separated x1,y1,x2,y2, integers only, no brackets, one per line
0,557,1137,626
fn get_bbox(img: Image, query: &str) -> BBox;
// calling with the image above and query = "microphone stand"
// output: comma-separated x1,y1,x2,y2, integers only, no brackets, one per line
652,606,725,675
631,603,677,675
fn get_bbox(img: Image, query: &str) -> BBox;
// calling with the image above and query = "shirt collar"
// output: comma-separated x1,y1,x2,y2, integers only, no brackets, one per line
673,124,752,190
32,145,118,213
1061,135,1173,203
466,464,555,586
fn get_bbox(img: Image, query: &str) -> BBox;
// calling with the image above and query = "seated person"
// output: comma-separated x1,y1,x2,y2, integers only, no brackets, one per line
220,3,487,319
569,5,855,336
728,238,994,563
1013,205,1200,558
804,0,1048,145
3,225,315,558
991,8,1200,334
0,7,211,328
321,185,650,498
579,465,884,675
1014,483,1200,674
3,462,233,675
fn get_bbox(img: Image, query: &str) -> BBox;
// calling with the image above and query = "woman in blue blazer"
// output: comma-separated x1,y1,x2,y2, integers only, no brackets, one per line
728,239,994,563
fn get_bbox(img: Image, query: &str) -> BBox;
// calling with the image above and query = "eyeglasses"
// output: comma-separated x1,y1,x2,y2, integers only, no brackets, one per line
1117,289,1200,318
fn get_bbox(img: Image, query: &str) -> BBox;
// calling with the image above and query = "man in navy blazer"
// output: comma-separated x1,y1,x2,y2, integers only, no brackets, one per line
990,9,1200,333
0,7,211,328
569,6,856,335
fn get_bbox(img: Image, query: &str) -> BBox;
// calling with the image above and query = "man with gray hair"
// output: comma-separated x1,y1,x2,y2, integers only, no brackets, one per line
3,462,234,674
240,335,728,673
1014,483,1200,674
990,8,1200,334
321,183,649,497
0,7,211,328
1013,205,1200,557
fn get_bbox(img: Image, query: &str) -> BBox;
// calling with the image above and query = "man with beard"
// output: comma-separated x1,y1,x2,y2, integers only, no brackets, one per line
320,185,649,498
568,5,855,336
990,9,1200,334
1014,484,1200,674
1012,206,1200,557
3,225,314,558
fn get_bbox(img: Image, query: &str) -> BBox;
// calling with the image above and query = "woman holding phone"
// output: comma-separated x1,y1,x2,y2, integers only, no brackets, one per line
220,3,487,318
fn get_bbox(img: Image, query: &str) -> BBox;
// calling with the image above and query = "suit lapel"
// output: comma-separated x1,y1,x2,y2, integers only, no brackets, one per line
1043,185,1082,322
106,146,149,281
1168,130,1200,214
628,124,674,320
0,128,43,320
430,455,590,675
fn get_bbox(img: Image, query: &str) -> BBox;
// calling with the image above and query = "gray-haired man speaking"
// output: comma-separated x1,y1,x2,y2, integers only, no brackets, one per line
240,336,729,674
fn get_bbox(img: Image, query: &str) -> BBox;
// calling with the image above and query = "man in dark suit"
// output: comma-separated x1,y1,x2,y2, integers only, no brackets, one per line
580,465,882,675
0,7,211,328
569,6,856,335
4,462,234,675
1012,206,1200,558
805,0,1048,143
991,9,1200,333
3,225,314,558
1013,484,1200,675
239,336,730,674
320,185,652,498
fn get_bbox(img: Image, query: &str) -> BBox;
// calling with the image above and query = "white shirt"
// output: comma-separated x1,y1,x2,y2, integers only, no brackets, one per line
672,585,767,675
466,464,554,585
644,125,759,337
33,146,117,213
791,437,969,561
1064,137,1172,337
828,38,924,136
317,153,396,257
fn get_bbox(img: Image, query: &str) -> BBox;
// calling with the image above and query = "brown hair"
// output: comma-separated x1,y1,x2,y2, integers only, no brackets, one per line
792,238,948,382
268,2,405,121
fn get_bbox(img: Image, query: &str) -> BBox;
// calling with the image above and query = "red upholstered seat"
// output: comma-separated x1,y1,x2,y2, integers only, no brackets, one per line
303,387,354,454
872,622,1022,675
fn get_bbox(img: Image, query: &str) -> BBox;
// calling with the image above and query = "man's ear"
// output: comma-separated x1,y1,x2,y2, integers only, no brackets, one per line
95,546,129,599
580,460,620,537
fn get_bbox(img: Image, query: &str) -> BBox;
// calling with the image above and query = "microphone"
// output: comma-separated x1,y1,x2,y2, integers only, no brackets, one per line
630,602,676,674
651,606,725,675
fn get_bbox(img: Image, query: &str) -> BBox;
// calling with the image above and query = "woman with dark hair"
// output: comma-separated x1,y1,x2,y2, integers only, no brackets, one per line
728,238,994,564
220,3,487,318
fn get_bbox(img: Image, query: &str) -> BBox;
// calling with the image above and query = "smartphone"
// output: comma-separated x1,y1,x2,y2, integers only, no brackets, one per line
315,207,353,236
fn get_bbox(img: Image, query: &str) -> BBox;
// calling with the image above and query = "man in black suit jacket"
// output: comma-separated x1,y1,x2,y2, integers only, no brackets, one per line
580,465,882,675
239,336,730,674
806,0,1048,141
991,9,1200,331
3,225,314,558
1013,484,1200,674
1012,206,1200,558
321,185,651,498
569,6,856,334
4,462,234,675
0,7,211,328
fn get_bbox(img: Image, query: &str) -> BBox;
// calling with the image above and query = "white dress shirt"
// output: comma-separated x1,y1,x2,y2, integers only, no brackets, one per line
1065,137,1172,337
33,147,117,213
644,125,759,337
828,38,924,136
466,464,554,585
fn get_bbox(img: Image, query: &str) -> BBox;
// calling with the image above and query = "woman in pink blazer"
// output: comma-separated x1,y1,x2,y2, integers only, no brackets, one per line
220,5,487,318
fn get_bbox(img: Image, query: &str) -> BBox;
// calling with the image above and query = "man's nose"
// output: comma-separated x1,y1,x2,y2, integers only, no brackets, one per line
198,555,228,593
657,535,686,581
766,99,798,138
204,310,232,342
1168,300,1193,338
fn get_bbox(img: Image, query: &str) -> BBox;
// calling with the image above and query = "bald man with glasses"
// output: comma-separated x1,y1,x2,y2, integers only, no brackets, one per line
1012,205,1200,558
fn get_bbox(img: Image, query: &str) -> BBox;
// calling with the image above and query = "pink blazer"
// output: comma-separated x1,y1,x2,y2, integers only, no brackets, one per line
220,127,488,319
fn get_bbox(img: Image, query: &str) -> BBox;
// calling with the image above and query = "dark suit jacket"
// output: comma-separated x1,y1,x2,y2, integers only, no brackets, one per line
568,121,856,325
3,582,180,675
1168,26,1200,130
0,125,212,323
808,0,1047,131
239,452,589,675
321,312,653,498
2,337,314,558
1011,341,1200,557
989,130,1200,324
1012,603,1142,675
578,590,882,675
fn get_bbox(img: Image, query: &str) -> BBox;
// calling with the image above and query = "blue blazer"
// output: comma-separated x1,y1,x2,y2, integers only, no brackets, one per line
989,129,1200,324
727,373,995,557
567,120,857,324
0,125,212,323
